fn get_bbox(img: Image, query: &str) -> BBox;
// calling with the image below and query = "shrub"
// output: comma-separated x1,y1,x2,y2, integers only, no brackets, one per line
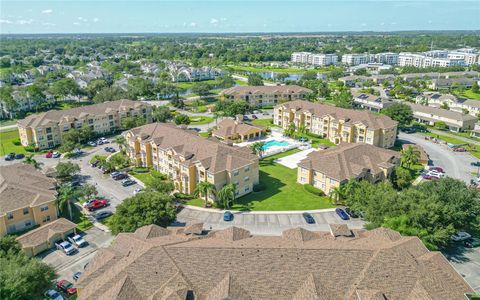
253,183,266,192
174,192,193,200
12,138,21,146
303,184,324,196
24,146,38,152
132,167,149,173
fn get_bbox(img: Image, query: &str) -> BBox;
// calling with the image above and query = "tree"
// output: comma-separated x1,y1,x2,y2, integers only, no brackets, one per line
216,74,236,88
23,154,42,169
191,82,212,97
392,166,413,189
55,162,80,182
284,122,296,137
216,183,236,209
174,114,191,125
214,100,249,117
109,192,176,234
434,121,447,130
472,81,479,94
0,236,56,300
115,136,126,147
121,116,146,129
440,102,450,110
400,145,420,168
329,186,346,204
146,177,174,194
250,141,265,157
194,181,217,207
332,90,353,108
86,79,109,99
247,74,264,86
93,86,126,103
381,103,413,127
153,106,173,122
49,78,80,101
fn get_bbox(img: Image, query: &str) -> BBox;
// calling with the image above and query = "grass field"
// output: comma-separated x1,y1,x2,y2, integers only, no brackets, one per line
186,149,333,211
457,90,480,100
251,118,276,127
0,129,27,156
189,115,214,125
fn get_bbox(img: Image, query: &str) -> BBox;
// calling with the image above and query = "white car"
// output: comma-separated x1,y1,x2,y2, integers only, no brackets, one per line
83,199,97,208
52,151,61,158
134,188,143,194
87,141,97,147
427,171,444,178
56,241,76,255
68,234,87,248
451,231,471,242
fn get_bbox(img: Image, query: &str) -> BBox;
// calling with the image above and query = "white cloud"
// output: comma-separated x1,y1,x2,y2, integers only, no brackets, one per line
41,9,53,14
0,19,13,24
360,23,367,26
220,17,227,22
73,22,80,26
380,22,385,26
391,22,397,25
16,19,34,25
42,22,56,26
189,22,196,27
210,18,219,24
93,17,99,23
78,17,88,22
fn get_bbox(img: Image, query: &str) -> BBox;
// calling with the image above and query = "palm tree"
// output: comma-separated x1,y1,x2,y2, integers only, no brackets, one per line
194,181,217,208
216,183,236,209
329,186,344,205
250,141,265,157
57,186,75,220
284,122,296,137
400,145,420,169
23,154,42,169
115,136,126,149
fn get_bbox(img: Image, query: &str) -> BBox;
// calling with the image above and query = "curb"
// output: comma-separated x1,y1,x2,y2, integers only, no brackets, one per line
182,204,337,215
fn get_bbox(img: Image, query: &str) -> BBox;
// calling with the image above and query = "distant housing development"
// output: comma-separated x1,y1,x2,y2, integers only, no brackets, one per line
290,52,338,66
0,164,58,237
123,123,259,199
352,92,395,112
75,224,474,300
416,92,480,117
298,143,399,195
274,100,398,148
407,102,477,132
17,100,152,150
221,85,312,107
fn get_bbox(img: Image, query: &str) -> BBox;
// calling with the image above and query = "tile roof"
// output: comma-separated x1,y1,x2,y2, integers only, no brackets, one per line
0,163,57,215
298,143,399,182
17,99,148,128
212,119,265,138
76,225,474,300
221,85,312,96
278,100,397,130
16,218,76,248
407,102,478,122
125,123,258,173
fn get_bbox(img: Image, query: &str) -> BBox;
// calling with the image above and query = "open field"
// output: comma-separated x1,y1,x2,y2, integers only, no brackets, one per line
0,129,26,156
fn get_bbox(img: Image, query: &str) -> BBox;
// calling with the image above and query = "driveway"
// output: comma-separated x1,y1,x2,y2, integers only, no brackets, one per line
176,206,365,235
443,245,480,294
276,148,317,169
398,132,478,183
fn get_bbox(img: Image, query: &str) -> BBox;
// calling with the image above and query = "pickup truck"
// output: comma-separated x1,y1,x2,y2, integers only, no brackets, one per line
67,234,87,248
55,241,76,255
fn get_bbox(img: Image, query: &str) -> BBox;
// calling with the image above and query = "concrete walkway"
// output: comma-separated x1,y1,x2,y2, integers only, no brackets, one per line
0,124,17,131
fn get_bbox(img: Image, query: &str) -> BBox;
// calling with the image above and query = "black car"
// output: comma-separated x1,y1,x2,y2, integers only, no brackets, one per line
14,153,25,159
302,212,315,224
94,210,113,220
4,153,14,161
345,207,359,218
471,161,480,167
112,173,127,180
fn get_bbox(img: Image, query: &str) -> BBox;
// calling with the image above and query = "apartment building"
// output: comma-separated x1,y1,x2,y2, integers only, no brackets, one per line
429,77,477,90
76,224,474,300
298,143,399,195
352,92,395,112
274,100,398,148
416,92,480,117
220,85,312,108
407,102,477,132
17,99,152,150
399,52,466,68
341,54,373,66
373,52,399,65
291,52,338,66
0,164,58,237
123,123,259,199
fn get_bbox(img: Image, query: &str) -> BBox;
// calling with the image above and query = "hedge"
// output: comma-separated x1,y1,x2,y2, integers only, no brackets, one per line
303,184,324,196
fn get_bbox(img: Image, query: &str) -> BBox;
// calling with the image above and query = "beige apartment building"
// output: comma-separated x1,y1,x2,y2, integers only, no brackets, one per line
274,100,398,148
0,164,58,237
297,143,399,195
123,123,259,199
17,100,153,150
220,85,312,107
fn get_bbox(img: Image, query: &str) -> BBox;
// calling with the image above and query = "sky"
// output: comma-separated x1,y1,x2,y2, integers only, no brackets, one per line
0,0,479,34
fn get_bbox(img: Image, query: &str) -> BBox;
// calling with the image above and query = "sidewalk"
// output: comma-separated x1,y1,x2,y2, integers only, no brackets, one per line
428,129,480,146
183,204,336,214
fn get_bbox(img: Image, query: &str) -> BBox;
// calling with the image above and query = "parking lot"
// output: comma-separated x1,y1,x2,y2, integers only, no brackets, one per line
443,245,480,294
176,206,366,235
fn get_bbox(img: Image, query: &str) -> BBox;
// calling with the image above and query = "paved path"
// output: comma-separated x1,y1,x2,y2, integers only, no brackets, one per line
428,128,480,146
398,132,478,183
276,148,317,169
0,124,17,131
176,206,365,236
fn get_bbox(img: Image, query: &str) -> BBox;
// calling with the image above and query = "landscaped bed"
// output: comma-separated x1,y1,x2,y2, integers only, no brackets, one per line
189,116,214,125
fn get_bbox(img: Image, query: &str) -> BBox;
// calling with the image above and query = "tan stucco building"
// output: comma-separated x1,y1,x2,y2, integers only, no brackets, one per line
0,163,58,237
123,123,259,199
297,143,399,195
221,85,312,107
274,100,398,148
212,117,267,142
17,99,153,150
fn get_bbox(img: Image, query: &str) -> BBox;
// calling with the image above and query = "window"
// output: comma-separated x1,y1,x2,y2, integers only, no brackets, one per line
233,170,239,176
244,186,250,192
25,220,32,227
43,216,51,223
40,205,49,212
244,166,250,172
23,208,29,215
46,127,52,134
244,176,250,182
88,119,94,124
47,135,53,141
109,115,114,120
7,212,13,220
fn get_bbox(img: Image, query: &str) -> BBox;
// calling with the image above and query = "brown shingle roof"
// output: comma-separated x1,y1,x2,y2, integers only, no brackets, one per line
407,102,478,122
213,119,265,138
0,163,57,215
278,100,398,130
125,123,258,173
221,85,312,96
77,225,473,300
17,99,148,128
298,143,399,182
16,218,76,248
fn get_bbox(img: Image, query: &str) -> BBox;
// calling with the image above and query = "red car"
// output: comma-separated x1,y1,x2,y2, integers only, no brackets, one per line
87,199,108,211
45,151,53,158
429,166,444,173
56,279,77,296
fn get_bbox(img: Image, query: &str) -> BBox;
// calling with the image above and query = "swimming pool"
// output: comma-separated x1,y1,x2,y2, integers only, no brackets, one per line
262,140,290,151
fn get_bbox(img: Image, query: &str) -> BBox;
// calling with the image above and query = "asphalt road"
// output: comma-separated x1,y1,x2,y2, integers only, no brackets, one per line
398,132,478,183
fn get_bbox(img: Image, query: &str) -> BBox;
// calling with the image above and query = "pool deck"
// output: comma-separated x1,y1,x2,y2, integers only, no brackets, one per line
275,148,318,169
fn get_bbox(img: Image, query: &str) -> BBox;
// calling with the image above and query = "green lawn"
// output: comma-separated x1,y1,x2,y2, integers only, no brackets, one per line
293,132,336,148
0,129,27,156
0,119,17,126
189,116,214,125
180,150,328,211
234,79,247,86
251,118,276,127
227,65,306,74
68,205,93,232
131,172,154,185
458,90,480,100
199,132,210,138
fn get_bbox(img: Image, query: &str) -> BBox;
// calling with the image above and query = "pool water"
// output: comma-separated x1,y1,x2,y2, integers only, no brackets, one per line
262,140,290,151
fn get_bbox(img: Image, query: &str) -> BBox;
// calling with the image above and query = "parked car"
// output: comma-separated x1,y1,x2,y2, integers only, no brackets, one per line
104,147,116,153
302,212,315,224
94,210,113,220
44,289,64,300
453,147,466,152
223,211,233,221
102,168,111,174
110,171,121,177
64,180,81,188
335,208,350,220
451,231,471,242
121,179,136,187
4,153,15,161
112,173,128,181
86,199,108,211
83,198,98,208
67,234,87,248
401,127,416,134
191,127,201,132
422,174,439,181
464,238,480,248
427,171,444,178
87,141,97,147
134,188,143,194
429,166,445,173
56,280,77,296
471,162,480,167
73,272,82,281
14,153,25,159
52,151,61,158
91,160,100,167
55,241,76,255
251,114,258,119
242,115,250,121
45,151,53,158
345,207,359,218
